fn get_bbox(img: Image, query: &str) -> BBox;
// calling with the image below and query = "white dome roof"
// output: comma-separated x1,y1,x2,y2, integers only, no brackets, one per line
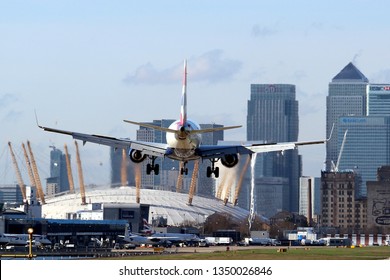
42,186,250,226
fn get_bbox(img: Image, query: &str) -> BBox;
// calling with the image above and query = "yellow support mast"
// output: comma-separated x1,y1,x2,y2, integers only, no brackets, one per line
21,143,36,189
188,160,199,205
74,141,87,205
64,144,75,194
26,141,45,204
8,142,26,201
176,161,184,193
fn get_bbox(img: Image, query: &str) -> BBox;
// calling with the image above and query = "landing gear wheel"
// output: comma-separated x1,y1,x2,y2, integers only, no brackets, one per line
146,163,152,175
180,161,189,175
214,167,219,178
146,156,159,175
154,164,160,175
206,166,212,178
180,167,188,175
206,159,220,178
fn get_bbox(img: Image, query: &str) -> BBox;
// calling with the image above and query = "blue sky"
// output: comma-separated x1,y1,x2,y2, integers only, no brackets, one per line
1,0,390,186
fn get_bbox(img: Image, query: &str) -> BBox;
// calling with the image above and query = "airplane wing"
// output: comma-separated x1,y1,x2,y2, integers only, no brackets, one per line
198,123,333,159
38,125,169,158
197,139,328,159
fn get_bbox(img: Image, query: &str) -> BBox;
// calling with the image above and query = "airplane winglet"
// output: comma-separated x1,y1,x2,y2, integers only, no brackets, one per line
327,123,335,141
34,109,43,129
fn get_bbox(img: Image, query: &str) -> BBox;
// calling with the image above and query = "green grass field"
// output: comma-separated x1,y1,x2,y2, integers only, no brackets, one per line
107,246,390,260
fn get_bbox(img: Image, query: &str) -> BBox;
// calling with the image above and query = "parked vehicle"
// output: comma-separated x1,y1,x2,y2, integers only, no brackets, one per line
198,239,209,247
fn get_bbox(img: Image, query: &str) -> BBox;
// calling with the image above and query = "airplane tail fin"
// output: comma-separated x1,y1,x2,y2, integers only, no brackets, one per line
180,59,187,126
141,218,153,235
123,59,242,135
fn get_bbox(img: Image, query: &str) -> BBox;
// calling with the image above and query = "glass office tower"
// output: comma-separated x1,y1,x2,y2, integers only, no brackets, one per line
247,84,301,213
326,62,369,171
367,84,390,116
326,63,390,197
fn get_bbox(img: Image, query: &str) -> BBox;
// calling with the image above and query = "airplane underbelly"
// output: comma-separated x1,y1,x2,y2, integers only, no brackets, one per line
174,148,196,158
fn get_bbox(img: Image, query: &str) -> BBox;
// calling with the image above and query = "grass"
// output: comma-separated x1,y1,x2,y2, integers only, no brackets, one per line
104,246,390,260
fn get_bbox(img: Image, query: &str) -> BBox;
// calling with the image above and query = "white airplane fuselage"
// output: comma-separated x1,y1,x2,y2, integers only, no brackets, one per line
166,119,202,159
3,234,52,247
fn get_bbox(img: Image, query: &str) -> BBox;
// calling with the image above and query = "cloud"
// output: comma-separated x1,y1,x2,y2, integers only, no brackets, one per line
292,70,307,81
123,50,242,85
251,24,278,37
2,109,23,122
0,94,21,123
0,94,18,109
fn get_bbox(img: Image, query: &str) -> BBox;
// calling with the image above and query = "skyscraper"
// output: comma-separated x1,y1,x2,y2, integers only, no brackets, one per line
326,62,369,171
338,116,390,197
47,147,70,193
367,84,390,115
299,176,321,223
247,84,298,142
326,63,390,196
247,84,301,213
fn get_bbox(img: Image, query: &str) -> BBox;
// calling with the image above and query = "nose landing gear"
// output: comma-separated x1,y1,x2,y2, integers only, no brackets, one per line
180,161,189,175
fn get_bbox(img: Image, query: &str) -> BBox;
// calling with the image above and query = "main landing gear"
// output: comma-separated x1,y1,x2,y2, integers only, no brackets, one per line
206,159,219,178
146,156,159,175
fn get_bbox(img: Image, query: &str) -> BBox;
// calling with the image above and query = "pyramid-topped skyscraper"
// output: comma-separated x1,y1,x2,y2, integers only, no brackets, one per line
326,62,369,172
332,62,369,82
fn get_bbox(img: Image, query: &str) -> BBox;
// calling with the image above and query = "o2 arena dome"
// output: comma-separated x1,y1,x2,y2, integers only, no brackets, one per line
42,186,250,226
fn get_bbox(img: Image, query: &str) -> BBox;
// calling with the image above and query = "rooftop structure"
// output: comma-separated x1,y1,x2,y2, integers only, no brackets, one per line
42,186,253,226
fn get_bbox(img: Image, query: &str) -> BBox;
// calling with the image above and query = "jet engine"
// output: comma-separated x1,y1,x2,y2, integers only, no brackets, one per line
129,149,147,163
221,154,239,168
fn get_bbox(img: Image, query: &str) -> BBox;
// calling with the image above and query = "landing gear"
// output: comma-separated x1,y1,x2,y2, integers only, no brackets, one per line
206,159,219,178
146,156,159,175
180,161,188,175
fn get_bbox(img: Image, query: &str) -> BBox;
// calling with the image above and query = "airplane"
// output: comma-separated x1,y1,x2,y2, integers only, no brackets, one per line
151,232,200,245
2,233,52,247
119,232,200,247
38,60,330,178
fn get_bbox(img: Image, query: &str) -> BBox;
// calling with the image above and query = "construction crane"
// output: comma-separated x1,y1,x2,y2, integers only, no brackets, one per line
331,129,348,172
188,160,199,205
26,141,46,204
74,141,87,205
64,144,75,194
8,142,27,201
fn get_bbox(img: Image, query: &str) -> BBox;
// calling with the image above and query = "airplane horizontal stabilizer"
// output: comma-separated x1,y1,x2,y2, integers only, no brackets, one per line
123,120,178,133
124,119,242,135
190,125,242,134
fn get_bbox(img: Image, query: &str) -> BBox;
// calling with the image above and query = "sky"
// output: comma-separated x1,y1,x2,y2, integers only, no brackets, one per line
1,0,390,186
